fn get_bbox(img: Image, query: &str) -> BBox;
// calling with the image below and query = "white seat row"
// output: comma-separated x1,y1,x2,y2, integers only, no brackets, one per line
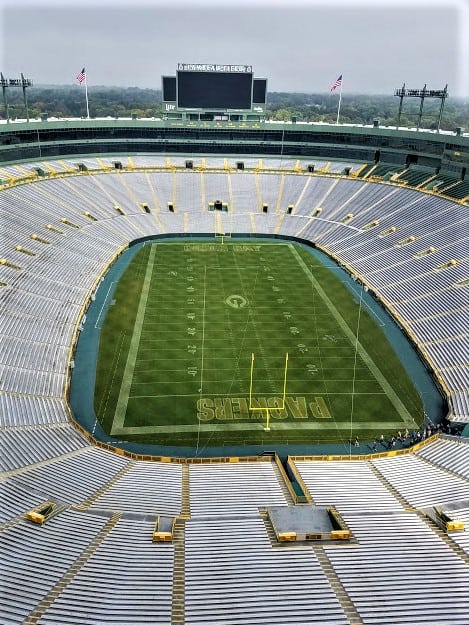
372,454,469,508
292,460,404,514
8,447,130,505
90,461,182,516
185,516,348,624
36,516,174,625
0,510,107,624
416,436,469,479
0,423,87,472
324,511,469,624
0,394,69,427
189,461,288,517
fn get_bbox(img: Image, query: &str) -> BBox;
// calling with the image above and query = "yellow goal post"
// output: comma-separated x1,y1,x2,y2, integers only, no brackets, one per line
249,352,289,431
214,211,232,244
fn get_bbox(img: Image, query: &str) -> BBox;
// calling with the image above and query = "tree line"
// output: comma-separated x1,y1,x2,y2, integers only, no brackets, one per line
1,85,467,131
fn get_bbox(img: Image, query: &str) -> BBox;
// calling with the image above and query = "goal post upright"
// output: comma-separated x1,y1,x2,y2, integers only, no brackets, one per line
215,232,232,245
249,352,289,432
214,210,233,244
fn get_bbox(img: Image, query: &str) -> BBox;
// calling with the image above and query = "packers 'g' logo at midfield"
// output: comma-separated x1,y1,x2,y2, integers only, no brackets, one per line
225,294,248,309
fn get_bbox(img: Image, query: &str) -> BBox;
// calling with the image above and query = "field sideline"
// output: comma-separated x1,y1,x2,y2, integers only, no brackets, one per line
94,241,422,448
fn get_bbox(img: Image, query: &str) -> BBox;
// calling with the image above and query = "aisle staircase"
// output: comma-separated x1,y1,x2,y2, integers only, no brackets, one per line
171,518,186,625
314,546,363,625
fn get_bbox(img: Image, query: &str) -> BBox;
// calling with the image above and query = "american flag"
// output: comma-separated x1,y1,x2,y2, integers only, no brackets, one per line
76,68,86,84
330,74,342,92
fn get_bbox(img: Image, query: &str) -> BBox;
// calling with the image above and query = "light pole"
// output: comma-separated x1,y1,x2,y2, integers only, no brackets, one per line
0,73,33,122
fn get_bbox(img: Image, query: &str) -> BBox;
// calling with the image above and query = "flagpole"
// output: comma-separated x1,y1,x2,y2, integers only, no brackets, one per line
84,74,90,120
336,77,343,125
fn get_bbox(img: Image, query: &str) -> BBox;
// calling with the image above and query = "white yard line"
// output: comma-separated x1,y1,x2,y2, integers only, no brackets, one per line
112,419,408,436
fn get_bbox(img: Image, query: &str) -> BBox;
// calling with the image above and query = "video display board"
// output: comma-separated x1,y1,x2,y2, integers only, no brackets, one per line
177,70,253,109
162,76,176,102
253,79,267,104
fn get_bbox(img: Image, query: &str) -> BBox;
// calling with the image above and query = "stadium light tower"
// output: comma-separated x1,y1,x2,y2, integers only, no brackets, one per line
21,73,33,122
0,73,33,122
394,83,448,132
1,73,10,122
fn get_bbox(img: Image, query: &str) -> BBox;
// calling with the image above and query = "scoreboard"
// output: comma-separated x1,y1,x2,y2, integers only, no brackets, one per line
162,64,267,119
178,71,253,109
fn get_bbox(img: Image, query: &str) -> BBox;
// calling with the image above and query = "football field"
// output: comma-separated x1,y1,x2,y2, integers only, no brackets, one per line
94,241,423,448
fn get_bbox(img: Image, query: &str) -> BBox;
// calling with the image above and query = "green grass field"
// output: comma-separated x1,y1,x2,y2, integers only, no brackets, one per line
94,241,423,448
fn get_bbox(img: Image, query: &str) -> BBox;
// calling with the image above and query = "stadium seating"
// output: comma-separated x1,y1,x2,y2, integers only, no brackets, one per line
0,439,467,624
189,461,288,516
0,510,108,624
0,424,87,472
1,155,468,623
371,454,468,508
184,516,349,624
8,447,130,505
323,511,469,624
448,504,469,555
34,516,175,625
0,481,51,526
0,436,467,623
291,460,405,513
415,436,469,479
89,461,183,515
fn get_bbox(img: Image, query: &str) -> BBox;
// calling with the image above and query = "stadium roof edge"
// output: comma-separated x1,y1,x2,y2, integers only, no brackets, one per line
0,117,467,141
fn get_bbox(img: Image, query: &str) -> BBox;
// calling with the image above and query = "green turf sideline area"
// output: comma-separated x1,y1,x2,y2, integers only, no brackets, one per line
94,241,423,448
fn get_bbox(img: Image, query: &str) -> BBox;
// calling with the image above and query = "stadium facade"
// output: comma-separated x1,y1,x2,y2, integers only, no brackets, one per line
1,116,467,174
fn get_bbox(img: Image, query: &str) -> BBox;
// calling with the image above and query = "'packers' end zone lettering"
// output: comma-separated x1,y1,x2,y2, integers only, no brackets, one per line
197,396,331,421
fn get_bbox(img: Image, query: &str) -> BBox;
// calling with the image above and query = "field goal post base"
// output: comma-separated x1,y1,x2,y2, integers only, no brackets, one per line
215,232,232,245
249,352,289,432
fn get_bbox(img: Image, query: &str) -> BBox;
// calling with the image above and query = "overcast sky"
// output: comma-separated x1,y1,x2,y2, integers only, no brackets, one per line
1,0,468,96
